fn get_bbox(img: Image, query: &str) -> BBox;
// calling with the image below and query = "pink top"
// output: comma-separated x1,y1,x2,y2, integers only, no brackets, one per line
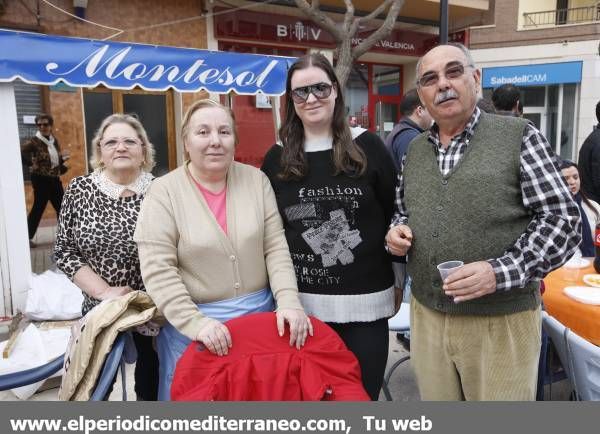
191,177,227,234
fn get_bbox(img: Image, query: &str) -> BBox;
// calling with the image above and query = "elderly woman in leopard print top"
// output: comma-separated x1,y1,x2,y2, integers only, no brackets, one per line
54,113,158,400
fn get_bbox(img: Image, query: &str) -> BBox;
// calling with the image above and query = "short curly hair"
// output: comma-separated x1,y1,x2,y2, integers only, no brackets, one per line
89,113,156,172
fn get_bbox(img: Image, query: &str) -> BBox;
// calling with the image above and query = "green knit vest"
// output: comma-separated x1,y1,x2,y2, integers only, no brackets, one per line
404,112,541,315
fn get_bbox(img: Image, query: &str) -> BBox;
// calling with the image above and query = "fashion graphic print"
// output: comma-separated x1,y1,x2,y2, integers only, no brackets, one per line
301,209,361,267
284,185,363,287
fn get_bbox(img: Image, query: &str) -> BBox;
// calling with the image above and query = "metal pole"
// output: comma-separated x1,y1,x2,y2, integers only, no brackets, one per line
439,0,449,44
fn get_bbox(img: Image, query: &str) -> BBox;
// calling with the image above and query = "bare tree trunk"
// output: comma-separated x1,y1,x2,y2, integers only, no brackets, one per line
294,0,405,89
335,38,354,90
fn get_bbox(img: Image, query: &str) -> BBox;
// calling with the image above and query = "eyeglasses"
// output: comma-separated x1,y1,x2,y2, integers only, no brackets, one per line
417,63,473,87
290,82,334,104
99,137,142,149
37,122,50,127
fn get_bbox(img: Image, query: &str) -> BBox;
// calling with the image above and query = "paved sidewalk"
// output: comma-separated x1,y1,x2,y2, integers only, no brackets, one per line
29,222,58,274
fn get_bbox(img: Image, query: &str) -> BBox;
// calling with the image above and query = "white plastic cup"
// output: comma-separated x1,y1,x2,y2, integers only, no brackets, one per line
437,260,464,281
563,264,581,282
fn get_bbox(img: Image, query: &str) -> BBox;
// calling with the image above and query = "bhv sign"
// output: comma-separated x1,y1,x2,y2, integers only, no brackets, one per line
276,22,323,42
214,8,465,57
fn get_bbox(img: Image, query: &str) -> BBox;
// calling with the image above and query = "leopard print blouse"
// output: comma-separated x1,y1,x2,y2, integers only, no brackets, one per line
54,174,152,315
21,136,65,177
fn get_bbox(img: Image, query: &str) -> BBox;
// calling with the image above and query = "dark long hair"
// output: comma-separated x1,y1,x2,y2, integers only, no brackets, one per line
278,53,366,180
560,159,600,220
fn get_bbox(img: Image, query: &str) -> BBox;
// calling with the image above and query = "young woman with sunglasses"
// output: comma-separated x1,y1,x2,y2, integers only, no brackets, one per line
261,53,398,400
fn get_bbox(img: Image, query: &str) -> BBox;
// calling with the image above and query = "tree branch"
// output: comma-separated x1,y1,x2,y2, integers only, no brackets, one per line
353,0,404,60
342,0,355,32
356,0,395,25
294,0,343,41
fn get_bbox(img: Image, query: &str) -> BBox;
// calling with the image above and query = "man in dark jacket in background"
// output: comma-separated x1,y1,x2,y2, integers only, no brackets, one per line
578,101,600,203
384,89,432,170
492,83,523,117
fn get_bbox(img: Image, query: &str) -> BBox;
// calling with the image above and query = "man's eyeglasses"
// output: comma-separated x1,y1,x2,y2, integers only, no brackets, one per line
417,63,473,87
37,122,50,127
99,137,142,149
290,82,334,104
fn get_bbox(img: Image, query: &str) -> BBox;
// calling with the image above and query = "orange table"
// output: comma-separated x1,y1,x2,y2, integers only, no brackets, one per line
543,259,600,345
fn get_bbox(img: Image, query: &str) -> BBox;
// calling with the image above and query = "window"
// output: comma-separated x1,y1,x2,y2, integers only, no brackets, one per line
484,83,580,160
14,80,44,181
346,64,369,128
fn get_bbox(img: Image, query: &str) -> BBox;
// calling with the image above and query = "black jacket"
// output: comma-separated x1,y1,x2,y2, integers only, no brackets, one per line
578,127,600,203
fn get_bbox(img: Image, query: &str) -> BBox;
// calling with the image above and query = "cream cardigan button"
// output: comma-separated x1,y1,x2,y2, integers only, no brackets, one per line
234,283,240,289
230,255,236,261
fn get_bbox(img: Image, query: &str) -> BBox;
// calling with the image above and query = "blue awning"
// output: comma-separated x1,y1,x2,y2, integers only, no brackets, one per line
0,29,294,95
482,61,583,88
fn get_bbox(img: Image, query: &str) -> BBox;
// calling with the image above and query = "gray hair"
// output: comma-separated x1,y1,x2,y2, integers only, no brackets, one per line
415,42,475,85
89,113,156,172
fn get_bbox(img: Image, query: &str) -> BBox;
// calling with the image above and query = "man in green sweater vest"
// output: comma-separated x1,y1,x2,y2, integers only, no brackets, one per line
385,43,581,400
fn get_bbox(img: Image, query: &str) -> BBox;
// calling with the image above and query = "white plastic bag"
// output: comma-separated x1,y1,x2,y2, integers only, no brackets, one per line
0,324,70,400
24,270,83,321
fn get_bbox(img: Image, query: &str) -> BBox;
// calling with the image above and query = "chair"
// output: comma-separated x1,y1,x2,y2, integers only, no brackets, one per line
382,302,410,401
0,355,64,391
541,311,576,399
566,328,600,401
0,332,129,400
89,332,128,401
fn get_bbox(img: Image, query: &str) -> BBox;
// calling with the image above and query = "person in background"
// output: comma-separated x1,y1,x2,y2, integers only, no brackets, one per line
492,83,522,117
476,97,496,114
384,88,433,170
516,100,524,117
386,43,581,401
578,101,600,203
54,113,159,400
21,114,68,247
134,99,312,400
560,159,600,257
261,53,397,400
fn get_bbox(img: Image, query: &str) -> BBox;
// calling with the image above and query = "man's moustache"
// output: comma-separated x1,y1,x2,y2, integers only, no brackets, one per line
435,90,458,104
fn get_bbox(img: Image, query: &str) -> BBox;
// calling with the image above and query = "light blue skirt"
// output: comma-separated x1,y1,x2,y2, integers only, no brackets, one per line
156,288,274,401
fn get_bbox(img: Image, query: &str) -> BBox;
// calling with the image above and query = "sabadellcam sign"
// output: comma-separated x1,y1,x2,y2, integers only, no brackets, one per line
214,8,467,57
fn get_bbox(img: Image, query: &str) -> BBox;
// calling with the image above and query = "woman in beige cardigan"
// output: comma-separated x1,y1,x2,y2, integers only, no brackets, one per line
134,99,312,400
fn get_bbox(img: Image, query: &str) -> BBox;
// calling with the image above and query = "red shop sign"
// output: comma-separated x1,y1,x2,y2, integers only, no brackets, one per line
214,8,468,57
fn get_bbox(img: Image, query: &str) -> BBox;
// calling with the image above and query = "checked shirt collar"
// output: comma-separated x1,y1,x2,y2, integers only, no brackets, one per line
427,107,481,176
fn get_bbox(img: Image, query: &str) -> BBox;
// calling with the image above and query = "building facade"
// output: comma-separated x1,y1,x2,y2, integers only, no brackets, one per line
470,0,600,160
1,0,209,223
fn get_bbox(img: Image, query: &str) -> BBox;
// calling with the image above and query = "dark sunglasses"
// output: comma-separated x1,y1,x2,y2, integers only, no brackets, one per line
290,82,334,104
417,63,473,87
37,122,51,127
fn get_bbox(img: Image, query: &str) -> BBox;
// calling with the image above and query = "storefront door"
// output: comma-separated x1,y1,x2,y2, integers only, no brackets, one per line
522,106,546,135
83,88,176,176
374,98,400,141
369,64,402,141
346,63,403,139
